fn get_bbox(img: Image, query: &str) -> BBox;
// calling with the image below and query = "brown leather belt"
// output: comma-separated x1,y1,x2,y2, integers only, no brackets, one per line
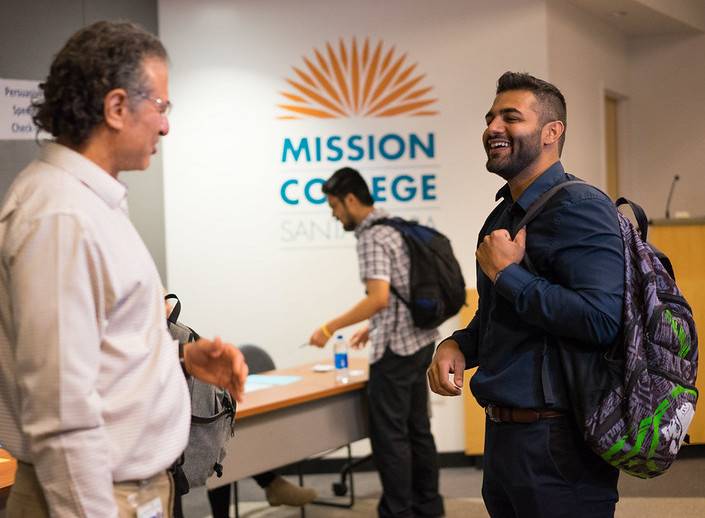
485,405,564,424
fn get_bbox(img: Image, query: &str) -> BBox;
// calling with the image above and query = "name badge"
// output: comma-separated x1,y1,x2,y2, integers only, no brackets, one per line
136,497,163,518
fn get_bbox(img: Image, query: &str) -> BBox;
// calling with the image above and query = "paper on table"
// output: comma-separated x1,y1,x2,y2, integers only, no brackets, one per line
244,381,272,394
246,375,301,385
243,374,302,394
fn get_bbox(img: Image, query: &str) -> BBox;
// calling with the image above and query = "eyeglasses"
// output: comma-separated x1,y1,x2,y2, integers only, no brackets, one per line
136,92,172,116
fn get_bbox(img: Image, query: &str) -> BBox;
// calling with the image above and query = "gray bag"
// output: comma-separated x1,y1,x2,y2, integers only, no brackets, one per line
166,294,236,490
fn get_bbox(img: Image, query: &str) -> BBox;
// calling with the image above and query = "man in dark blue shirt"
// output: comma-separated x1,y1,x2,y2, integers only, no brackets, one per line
428,72,624,518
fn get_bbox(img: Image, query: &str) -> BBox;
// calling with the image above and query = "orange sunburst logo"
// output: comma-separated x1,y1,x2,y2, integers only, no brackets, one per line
277,37,438,120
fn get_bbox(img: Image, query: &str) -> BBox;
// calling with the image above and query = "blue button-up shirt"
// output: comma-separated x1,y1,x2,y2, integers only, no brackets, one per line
451,161,624,409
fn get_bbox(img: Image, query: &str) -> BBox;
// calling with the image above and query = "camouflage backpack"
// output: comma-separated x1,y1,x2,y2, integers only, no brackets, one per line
518,180,698,478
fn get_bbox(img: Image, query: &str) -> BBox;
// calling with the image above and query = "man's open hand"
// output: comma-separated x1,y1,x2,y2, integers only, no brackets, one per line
184,337,248,402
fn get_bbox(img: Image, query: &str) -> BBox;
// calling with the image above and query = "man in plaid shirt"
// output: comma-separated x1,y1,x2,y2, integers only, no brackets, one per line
309,167,444,518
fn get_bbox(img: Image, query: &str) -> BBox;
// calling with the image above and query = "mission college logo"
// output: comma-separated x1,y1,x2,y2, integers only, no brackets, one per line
275,37,441,249
277,37,438,119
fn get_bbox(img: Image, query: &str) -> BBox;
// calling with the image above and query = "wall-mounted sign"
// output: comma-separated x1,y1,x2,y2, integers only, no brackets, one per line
277,37,438,120
275,37,441,249
159,0,548,384
0,78,42,140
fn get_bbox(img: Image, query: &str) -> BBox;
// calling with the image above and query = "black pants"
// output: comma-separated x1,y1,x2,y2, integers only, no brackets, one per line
207,471,277,517
482,415,619,518
368,344,444,518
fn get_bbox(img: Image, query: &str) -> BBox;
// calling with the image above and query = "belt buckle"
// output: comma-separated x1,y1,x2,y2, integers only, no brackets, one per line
485,405,501,423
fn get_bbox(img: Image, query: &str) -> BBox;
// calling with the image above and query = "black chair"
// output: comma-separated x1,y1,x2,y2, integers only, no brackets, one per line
210,344,306,518
235,345,363,514
239,344,276,374
212,344,365,517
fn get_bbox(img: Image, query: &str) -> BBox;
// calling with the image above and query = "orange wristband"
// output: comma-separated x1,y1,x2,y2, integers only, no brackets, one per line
321,324,332,339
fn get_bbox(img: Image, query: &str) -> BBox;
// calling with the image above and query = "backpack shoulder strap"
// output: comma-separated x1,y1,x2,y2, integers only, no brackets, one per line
514,180,591,274
364,217,411,314
368,216,400,230
514,180,587,237
615,197,648,242
165,293,181,324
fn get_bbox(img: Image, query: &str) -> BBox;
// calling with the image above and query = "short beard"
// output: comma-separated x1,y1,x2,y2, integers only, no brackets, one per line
340,203,357,231
486,128,542,181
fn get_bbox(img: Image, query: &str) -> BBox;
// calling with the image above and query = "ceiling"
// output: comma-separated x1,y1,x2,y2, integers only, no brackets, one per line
567,0,705,36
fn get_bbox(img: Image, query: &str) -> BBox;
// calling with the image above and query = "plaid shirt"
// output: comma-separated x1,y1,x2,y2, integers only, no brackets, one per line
355,208,439,364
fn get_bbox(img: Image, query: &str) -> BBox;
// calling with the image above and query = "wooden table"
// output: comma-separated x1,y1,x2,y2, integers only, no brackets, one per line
207,357,369,488
0,448,17,508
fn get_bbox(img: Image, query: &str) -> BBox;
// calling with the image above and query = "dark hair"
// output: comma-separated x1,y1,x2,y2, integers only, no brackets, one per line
322,167,374,206
496,71,567,154
32,20,167,146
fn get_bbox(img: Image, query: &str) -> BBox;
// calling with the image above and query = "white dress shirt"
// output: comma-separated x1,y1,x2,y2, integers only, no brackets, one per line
0,143,191,517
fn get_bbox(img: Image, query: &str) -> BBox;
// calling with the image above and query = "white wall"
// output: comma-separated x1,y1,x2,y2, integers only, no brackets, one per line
157,0,705,455
549,0,705,219
158,0,548,453
547,0,630,189
626,32,705,218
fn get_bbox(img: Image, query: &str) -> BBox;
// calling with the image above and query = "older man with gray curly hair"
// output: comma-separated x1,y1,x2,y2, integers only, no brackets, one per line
0,20,248,517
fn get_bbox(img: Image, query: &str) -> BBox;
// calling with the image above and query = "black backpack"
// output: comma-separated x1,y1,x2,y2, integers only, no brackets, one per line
370,217,466,329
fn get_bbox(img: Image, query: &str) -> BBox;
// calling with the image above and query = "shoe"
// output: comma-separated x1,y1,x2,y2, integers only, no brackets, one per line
265,476,317,507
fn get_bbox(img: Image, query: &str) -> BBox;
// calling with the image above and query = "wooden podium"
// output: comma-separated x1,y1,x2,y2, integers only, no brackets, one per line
649,218,705,444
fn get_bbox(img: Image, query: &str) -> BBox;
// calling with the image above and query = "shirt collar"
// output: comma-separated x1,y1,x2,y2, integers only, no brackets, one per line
494,161,567,212
354,207,389,237
39,142,128,210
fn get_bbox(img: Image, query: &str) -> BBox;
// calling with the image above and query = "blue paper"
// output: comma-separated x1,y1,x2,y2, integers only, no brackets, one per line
246,374,302,386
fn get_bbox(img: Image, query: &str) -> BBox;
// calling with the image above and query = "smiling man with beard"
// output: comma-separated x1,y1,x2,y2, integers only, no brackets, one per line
427,72,625,518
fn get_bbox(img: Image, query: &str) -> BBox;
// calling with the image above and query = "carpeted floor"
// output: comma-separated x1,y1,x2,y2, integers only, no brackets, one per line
198,497,705,518
181,456,705,518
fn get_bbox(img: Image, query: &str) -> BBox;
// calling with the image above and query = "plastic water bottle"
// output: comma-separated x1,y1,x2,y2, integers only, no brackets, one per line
333,334,349,384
